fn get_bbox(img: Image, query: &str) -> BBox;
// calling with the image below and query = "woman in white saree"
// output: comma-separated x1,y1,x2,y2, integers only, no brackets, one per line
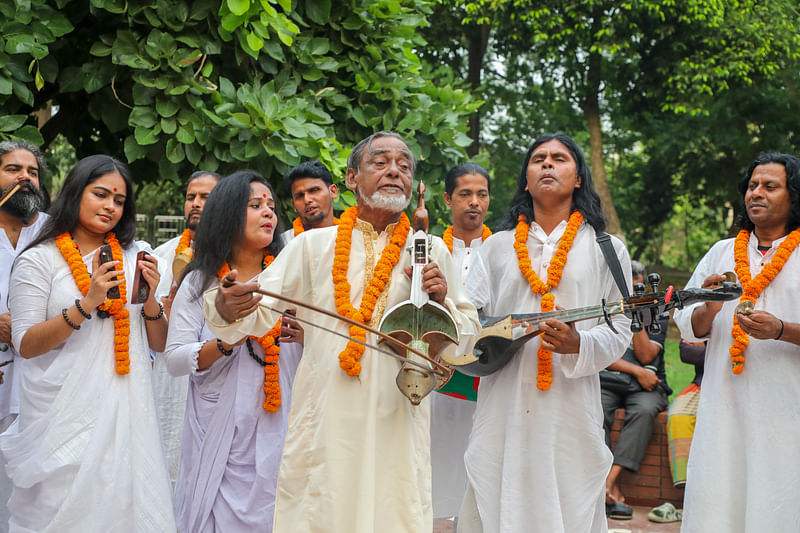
164,171,302,532
1,155,175,532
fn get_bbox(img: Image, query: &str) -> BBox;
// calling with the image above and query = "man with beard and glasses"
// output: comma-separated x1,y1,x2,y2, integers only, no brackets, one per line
0,139,49,530
203,131,480,533
151,170,220,493
281,160,338,244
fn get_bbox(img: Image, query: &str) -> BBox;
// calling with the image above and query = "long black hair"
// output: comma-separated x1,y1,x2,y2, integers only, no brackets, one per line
736,152,800,234
444,162,490,196
27,155,137,251
182,170,285,293
500,133,606,233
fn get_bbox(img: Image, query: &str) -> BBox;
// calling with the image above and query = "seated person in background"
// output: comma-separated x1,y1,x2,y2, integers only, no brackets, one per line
601,260,672,520
667,340,705,488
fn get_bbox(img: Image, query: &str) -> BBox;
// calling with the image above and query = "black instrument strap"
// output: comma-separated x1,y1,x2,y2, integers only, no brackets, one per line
596,232,630,299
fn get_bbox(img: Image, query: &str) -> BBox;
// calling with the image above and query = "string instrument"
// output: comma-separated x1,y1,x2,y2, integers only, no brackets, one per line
441,275,743,377
0,182,21,208
378,182,460,405
172,243,194,283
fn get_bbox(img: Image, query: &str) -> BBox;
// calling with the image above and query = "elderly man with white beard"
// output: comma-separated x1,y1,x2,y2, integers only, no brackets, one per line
0,140,49,530
204,131,480,533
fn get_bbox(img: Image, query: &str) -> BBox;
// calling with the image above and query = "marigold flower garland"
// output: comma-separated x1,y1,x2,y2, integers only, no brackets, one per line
443,224,492,253
217,255,283,412
56,232,131,375
293,216,340,236
174,228,192,257
729,227,800,374
332,206,410,376
514,211,583,391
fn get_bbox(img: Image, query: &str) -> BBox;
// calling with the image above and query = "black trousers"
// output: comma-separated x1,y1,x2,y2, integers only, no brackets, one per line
602,387,668,472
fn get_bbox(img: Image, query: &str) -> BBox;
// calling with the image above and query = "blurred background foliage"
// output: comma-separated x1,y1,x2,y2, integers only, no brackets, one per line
1,0,799,272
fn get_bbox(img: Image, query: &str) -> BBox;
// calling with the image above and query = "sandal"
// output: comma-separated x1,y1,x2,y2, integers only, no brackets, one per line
648,502,682,523
605,501,633,520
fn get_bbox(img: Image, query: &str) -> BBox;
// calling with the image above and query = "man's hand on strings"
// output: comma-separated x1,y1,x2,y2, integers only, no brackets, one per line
216,270,262,323
404,262,447,304
538,318,580,354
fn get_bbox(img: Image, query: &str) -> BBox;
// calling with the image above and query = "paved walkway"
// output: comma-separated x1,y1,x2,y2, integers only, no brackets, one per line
433,505,683,532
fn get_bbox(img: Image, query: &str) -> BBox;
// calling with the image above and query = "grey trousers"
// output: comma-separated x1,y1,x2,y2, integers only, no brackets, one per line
602,388,668,472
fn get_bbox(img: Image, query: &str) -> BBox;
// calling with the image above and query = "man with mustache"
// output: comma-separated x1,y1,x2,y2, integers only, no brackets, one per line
0,139,49,527
460,133,633,532
204,131,480,533
431,162,491,522
281,160,338,243
673,153,800,532
151,169,220,491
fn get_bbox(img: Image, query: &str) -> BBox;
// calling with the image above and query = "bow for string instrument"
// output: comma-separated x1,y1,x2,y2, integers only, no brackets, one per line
440,273,743,377
378,182,459,405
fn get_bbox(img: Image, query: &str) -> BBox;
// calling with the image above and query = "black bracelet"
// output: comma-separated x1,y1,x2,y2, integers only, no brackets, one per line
776,319,785,340
141,302,165,321
216,338,233,356
62,308,80,330
74,299,92,320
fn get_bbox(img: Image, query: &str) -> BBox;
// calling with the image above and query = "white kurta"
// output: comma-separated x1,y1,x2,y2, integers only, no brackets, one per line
0,213,48,420
673,233,800,533
1,240,175,533
165,271,301,533
463,221,632,533
204,221,480,533
430,235,482,518
151,234,189,489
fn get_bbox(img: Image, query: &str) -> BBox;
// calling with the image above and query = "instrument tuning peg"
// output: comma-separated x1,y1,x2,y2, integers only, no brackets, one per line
647,272,661,293
633,283,646,296
647,319,662,334
630,312,643,333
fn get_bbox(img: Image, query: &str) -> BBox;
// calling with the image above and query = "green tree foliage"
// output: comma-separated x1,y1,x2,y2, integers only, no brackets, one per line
0,0,479,220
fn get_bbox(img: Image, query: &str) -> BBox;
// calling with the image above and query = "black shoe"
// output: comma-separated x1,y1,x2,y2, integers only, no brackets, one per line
606,501,633,520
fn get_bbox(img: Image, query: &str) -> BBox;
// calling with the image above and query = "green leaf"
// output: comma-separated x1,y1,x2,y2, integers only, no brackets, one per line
0,115,27,132
176,126,195,143
228,112,251,128
5,34,36,54
282,117,306,137
305,0,331,25
165,138,185,163
0,75,12,95
246,31,263,52
11,125,44,145
219,77,235,101
185,141,202,165
160,117,177,134
90,42,112,57
226,0,250,16
124,134,148,161
134,125,159,145
130,106,159,128
58,66,83,93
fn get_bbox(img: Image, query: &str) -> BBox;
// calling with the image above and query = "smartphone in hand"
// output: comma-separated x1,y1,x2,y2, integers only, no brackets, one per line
98,244,121,300
131,251,151,304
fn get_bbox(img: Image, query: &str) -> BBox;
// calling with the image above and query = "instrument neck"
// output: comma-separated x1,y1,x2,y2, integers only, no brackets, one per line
504,300,625,330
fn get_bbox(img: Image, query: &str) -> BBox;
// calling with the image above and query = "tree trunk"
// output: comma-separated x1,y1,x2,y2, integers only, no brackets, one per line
465,24,490,157
582,51,622,237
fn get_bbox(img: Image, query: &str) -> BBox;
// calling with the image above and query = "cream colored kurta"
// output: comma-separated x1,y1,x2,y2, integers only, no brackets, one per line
151,234,189,490
204,221,480,533
463,221,632,533
673,234,800,533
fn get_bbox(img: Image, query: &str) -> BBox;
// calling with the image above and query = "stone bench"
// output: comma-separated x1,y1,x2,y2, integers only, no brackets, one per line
609,409,684,508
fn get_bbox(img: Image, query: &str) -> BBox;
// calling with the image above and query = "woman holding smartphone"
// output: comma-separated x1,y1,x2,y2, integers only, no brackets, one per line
0,155,175,531
164,170,302,532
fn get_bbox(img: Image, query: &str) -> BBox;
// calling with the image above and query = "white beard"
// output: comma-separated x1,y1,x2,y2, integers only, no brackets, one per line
360,190,411,213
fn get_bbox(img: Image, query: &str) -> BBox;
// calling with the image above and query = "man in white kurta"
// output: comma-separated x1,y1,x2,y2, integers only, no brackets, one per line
431,164,491,519
459,134,632,533
673,153,800,532
0,141,49,533
151,170,219,490
204,132,480,533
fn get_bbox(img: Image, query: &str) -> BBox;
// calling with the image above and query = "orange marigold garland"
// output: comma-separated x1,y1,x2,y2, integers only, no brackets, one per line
729,227,800,374
218,255,283,412
293,216,340,236
514,211,583,391
332,206,410,377
174,228,192,257
56,232,131,375
443,224,492,253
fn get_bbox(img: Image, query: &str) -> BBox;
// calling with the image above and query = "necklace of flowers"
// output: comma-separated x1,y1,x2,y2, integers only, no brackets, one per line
729,227,800,374
514,211,583,391
174,228,192,257
332,205,410,377
55,232,131,375
293,216,340,236
217,255,283,412
443,224,492,253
